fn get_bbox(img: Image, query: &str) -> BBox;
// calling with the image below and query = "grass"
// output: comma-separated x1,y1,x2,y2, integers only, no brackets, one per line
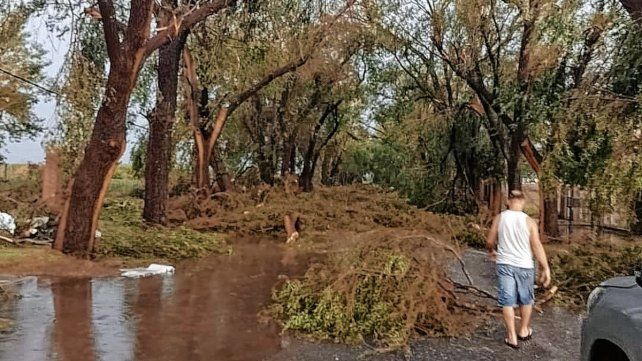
95,197,230,262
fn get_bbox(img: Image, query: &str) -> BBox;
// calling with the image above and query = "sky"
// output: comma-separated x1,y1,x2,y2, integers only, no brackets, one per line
4,11,139,165
3,14,65,164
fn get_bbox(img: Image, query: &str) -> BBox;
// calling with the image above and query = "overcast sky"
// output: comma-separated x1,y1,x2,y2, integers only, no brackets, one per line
3,14,65,164
4,12,139,164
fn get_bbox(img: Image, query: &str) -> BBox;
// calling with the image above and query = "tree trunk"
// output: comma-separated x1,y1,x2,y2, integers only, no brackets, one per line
507,132,522,192
54,69,130,257
490,179,503,215
521,138,560,237
321,152,331,185
143,31,187,225
542,190,560,237
210,147,232,192
280,137,296,177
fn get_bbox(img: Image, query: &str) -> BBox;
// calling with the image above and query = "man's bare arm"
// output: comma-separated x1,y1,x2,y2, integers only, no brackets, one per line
486,215,500,253
528,217,551,287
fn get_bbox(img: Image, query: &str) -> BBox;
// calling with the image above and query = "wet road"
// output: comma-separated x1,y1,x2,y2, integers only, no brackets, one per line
269,250,584,361
0,239,301,361
0,245,582,361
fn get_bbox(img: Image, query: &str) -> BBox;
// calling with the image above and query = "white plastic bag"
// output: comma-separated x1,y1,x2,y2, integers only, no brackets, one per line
120,264,175,278
0,212,16,235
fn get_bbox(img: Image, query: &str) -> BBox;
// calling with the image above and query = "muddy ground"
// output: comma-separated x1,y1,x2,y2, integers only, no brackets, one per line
269,250,583,361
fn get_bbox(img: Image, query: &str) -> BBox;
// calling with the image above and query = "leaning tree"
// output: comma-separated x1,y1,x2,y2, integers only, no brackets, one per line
54,0,239,257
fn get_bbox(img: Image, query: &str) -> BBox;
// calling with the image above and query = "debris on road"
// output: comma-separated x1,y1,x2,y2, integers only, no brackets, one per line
0,212,16,235
120,264,176,278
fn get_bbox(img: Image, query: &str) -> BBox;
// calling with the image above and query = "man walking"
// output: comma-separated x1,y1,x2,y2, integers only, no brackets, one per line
486,190,551,349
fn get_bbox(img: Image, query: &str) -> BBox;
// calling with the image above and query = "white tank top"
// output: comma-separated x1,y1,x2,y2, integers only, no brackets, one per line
496,210,534,269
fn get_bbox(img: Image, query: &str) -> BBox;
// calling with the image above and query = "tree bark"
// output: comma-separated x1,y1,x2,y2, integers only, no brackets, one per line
54,0,234,256
54,68,131,256
542,190,560,237
506,131,522,192
210,147,232,191
520,138,560,237
143,26,188,224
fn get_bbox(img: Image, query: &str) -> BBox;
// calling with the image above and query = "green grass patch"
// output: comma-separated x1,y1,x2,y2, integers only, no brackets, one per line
96,197,229,261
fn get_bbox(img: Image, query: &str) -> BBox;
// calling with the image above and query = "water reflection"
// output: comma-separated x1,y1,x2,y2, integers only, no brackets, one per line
0,241,297,361
51,279,96,361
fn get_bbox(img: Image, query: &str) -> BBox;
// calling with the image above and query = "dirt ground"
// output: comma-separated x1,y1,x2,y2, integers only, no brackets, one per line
268,250,583,361
0,247,119,278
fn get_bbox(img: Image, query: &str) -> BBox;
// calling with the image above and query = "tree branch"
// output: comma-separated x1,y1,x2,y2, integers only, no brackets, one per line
142,0,237,58
97,0,122,61
125,0,155,50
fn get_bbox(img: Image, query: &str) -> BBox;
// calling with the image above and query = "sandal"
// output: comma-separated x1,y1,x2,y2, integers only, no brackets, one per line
518,328,533,341
504,338,520,349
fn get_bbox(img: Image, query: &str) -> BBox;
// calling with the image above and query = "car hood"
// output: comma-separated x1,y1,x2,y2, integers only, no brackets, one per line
600,276,639,288
600,276,642,324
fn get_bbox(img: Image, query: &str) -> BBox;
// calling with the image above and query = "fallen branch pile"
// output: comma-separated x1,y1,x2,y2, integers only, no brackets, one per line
550,242,642,308
266,232,499,349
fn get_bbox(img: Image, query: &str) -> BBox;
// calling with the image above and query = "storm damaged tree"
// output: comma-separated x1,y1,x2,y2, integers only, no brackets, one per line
181,1,355,190
182,48,312,189
142,1,189,225
378,0,611,235
54,0,238,256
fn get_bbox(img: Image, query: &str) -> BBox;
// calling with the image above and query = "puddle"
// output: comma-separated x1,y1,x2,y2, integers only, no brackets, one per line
0,240,303,361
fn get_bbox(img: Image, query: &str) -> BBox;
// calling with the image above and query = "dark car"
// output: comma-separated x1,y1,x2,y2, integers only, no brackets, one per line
581,269,642,361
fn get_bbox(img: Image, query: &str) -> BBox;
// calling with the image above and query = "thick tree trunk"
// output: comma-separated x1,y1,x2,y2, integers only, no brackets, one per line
143,32,187,224
490,179,503,215
299,162,315,192
54,70,130,257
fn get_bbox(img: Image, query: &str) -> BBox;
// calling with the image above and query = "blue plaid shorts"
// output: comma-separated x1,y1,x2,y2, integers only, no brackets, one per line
496,263,535,307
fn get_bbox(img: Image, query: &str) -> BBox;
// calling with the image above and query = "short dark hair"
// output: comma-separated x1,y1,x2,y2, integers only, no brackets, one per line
508,190,525,200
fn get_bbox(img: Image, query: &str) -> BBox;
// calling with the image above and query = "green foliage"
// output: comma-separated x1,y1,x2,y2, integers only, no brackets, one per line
268,236,467,348
0,4,46,161
96,197,228,261
454,226,486,249
51,19,106,178
550,242,642,309
130,134,147,178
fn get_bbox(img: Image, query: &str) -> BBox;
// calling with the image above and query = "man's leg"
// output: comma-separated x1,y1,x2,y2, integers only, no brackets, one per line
497,264,518,345
516,266,536,338
518,304,533,338
502,306,518,345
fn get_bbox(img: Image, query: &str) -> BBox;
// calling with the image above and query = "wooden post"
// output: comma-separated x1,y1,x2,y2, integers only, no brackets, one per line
41,148,63,212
